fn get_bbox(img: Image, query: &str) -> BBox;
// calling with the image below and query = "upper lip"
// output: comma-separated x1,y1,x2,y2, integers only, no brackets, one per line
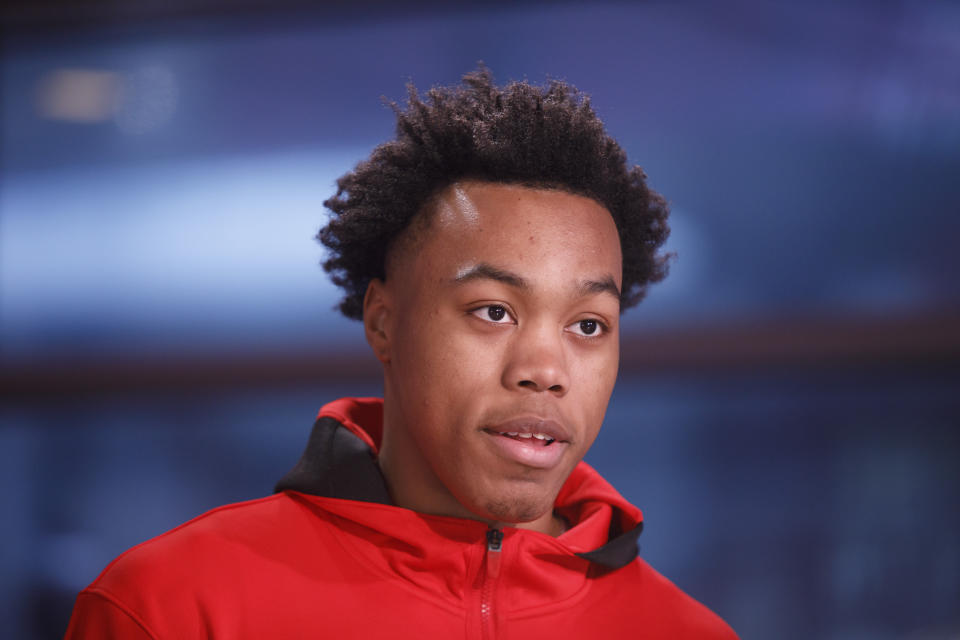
484,416,571,443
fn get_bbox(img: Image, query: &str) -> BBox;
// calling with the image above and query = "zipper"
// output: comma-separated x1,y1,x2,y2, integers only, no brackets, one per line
478,527,503,640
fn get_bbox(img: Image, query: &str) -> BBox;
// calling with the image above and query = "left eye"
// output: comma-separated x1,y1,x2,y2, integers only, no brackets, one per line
567,319,604,337
470,305,514,324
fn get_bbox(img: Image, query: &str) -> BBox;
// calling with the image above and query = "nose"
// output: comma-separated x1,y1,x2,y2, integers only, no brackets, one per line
502,320,570,396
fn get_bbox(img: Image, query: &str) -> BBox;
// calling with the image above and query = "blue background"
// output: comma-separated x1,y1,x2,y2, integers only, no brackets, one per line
2,1,959,638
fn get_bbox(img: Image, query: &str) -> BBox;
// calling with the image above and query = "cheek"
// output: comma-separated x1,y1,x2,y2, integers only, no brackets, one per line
394,312,502,416
572,342,619,415
402,307,499,372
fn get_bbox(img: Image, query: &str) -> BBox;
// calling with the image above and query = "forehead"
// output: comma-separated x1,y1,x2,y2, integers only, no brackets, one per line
403,181,623,279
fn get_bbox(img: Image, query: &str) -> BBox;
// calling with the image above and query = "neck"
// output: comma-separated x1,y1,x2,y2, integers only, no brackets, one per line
377,392,565,537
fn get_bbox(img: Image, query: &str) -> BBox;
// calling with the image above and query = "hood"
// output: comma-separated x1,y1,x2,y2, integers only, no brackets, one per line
275,397,643,571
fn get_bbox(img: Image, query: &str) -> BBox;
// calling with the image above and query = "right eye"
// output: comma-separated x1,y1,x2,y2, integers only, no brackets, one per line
469,305,514,324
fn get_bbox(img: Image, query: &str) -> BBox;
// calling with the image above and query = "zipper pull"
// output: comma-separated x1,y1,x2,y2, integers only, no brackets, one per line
485,527,503,579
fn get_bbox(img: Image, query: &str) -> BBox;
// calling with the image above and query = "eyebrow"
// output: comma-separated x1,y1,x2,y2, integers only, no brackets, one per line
455,263,528,289
578,275,622,303
454,262,622,304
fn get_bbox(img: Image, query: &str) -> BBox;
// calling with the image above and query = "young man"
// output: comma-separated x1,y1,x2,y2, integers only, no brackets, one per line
65,69,738,638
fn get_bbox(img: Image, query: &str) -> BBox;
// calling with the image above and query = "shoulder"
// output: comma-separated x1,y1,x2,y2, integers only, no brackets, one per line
91,493,295,585
84,493,320,618
69,492,348,638
602,557,739,639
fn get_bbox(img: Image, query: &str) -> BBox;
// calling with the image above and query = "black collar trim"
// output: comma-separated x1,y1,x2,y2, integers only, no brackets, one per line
274,416,392,505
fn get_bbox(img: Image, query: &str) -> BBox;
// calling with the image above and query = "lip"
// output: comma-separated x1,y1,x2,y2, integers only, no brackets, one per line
485,416,571,443
481,416,571,470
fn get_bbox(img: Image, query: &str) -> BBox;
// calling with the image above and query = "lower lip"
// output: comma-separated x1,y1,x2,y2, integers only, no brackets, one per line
482,430,569,469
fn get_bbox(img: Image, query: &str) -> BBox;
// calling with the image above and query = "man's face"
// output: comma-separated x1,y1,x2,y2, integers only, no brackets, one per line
370,181,622,528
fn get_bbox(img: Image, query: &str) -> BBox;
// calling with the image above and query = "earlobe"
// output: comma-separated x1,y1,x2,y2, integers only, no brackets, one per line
363,279,392,364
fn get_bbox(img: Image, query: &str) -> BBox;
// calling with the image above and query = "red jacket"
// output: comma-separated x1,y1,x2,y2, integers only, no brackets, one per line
65,397,737,639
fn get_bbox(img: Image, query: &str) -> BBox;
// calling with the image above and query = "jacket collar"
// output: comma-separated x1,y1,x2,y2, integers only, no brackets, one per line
275,397,643,570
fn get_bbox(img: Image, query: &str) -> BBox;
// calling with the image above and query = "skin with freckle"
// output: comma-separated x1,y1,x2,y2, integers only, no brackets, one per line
365,180,622,534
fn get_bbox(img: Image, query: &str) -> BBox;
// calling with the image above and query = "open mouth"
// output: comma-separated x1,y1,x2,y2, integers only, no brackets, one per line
489,430,557,446
481,417,571,467
482,424,569,469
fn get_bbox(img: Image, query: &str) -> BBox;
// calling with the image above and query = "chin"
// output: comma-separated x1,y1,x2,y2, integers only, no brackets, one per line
476,486,556,524
450,458,570,524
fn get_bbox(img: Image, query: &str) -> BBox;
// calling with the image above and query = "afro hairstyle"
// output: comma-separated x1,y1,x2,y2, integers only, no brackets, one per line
318,66,672,320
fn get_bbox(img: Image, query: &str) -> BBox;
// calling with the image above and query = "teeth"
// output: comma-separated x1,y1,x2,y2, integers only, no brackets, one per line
498,431,556,444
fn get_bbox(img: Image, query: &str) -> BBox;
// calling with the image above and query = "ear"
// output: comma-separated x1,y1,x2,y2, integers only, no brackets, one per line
363,278,392,364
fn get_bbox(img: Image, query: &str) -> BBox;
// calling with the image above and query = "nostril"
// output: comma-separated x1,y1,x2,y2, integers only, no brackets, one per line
517,379,565,394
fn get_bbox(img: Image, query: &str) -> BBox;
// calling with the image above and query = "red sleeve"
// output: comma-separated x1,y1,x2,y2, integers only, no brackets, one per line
64,589,157,640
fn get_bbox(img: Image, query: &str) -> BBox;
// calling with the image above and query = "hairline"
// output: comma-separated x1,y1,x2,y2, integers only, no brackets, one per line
383,178,620,281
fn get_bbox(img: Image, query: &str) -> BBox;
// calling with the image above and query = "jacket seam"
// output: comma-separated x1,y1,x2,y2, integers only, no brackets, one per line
89,493,289,588
287,490,491,528
80,587,160,640
495,536,595,619
288,490,620,562
311,507,468,617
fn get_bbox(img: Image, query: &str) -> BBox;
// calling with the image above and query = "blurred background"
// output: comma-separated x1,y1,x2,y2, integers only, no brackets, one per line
2,0,959,638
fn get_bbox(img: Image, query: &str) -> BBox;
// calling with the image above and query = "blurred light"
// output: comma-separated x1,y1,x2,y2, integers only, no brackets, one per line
650,208,708,299
114,65,179,135
35,69,120,123
0,150,365,356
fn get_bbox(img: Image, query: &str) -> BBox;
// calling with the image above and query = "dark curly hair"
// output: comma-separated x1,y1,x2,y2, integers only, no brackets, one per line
318,66,671,320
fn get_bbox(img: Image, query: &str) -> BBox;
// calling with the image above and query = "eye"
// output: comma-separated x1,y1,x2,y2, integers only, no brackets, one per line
566,318,606,337
470,304,515,324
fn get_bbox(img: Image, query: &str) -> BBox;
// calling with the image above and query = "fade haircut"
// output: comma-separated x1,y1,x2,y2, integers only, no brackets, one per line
318,66,672,320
